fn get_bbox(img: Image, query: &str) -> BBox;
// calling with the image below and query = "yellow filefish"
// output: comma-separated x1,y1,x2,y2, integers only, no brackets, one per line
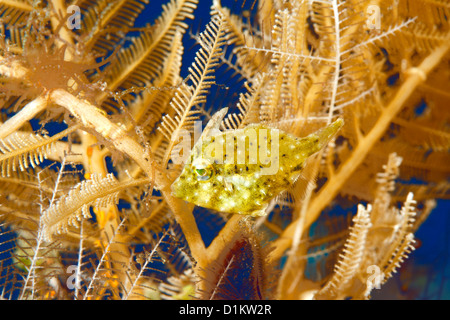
171,109,343,216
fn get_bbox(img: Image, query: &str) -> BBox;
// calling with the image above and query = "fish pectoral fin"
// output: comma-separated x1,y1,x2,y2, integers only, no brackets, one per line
249,205,269,217
289,172,302,184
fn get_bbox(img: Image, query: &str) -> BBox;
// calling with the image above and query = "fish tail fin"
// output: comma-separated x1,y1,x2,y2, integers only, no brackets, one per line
295,118,344,158
315,118,344,149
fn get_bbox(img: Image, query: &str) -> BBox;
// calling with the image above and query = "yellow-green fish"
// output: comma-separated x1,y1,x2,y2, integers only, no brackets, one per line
171,109,343,216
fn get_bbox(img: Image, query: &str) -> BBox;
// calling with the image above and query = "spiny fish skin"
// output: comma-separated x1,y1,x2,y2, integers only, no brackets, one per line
171,119,343,216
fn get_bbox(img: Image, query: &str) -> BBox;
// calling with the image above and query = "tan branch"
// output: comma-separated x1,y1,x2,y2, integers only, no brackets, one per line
0,95,48,139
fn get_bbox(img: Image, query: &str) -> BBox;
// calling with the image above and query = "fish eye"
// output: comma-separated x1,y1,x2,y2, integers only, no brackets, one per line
194,167,212,181
191,159,213,181
196,168,207,176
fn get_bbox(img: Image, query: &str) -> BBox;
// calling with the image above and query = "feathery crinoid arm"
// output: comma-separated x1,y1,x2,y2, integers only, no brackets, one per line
157,11,229,169
314,154,418,300
41,173,149,241
78,0,150,55
315,203,372,300
102,0,198,93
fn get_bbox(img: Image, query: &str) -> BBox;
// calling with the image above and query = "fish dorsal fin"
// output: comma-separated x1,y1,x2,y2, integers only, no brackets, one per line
202,107,228,138
191,108,228,159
